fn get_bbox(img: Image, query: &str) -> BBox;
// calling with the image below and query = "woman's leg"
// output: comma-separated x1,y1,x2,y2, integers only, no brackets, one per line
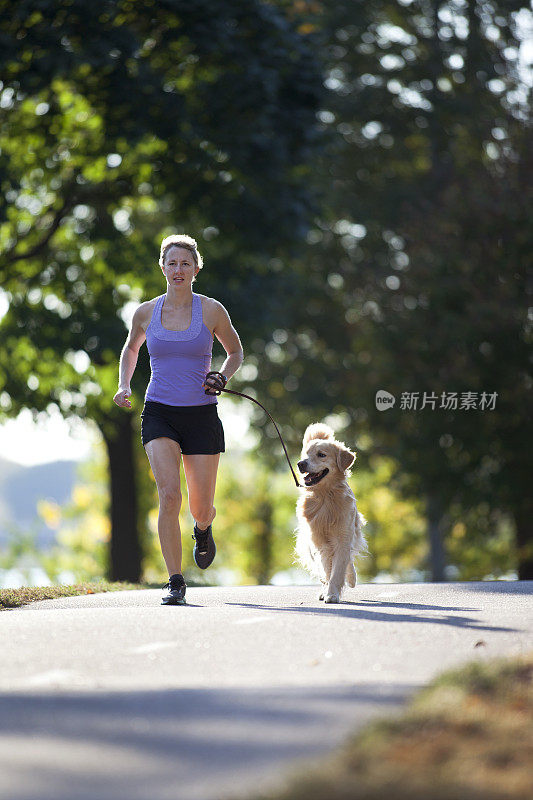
144,437,183,576
182,453,220,530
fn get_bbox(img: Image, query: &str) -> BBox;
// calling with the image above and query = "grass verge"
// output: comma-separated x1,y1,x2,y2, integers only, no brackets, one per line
0,580,146,609
248,654,533,800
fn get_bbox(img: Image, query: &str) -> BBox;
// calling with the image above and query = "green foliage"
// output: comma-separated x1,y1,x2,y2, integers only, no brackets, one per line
445,504,517,581
0,520,45,581
40,444,111,581
352,455,427,581
213,451,298,584
0,442,110,584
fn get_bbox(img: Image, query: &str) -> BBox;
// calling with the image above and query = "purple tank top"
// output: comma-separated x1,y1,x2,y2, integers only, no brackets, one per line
145,293,217,406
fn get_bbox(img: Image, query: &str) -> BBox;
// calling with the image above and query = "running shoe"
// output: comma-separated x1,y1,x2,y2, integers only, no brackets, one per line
192,524,216,569
161,573,187,605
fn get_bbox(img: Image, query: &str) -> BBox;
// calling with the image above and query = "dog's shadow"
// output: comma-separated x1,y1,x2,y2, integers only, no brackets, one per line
224,600,520,633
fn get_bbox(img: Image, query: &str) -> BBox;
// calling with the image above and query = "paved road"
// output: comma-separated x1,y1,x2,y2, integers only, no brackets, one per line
1,582,532,800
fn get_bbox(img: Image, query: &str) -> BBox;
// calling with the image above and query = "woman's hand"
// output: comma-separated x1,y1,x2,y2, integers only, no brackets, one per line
113,388,132,408
203,371,227,395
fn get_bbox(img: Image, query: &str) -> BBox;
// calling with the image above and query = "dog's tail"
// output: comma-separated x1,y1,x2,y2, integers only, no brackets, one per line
353,509,369,556
303,422,335,448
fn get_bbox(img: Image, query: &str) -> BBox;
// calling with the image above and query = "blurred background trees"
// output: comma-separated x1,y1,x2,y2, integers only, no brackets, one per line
0,0,530,584
248,0,532,579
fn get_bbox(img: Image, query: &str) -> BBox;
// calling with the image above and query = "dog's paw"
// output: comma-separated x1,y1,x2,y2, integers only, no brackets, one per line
319,592,324,601
324,594,340,604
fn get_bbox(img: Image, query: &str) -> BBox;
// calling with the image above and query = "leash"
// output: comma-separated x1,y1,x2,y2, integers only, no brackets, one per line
205,371,301,488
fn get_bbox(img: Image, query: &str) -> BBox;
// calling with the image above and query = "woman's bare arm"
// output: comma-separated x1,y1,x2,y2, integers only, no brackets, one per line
211,301,244,382
113,304,150,408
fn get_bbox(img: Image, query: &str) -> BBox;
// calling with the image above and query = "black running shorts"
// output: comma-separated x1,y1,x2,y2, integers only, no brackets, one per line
141,401,225,454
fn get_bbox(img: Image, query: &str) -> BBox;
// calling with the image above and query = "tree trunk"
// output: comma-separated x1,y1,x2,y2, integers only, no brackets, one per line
426,493,446,582
514,501,533,580
102,413,142,582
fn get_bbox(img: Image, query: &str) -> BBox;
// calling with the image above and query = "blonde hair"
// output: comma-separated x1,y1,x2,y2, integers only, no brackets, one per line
159,234,204,271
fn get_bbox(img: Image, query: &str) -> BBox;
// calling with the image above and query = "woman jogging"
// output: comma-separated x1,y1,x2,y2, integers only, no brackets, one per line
113,234,243,605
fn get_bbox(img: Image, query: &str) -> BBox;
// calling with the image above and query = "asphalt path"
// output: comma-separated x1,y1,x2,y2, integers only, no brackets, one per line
1,581,532,800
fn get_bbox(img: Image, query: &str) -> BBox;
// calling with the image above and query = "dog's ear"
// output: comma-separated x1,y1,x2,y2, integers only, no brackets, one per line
303,423,335,448
337,446,355,472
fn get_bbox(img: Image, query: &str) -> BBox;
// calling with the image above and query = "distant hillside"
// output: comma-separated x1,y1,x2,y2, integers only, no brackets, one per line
0,457,79,546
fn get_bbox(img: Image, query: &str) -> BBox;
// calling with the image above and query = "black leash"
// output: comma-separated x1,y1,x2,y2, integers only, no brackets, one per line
205,371,301,488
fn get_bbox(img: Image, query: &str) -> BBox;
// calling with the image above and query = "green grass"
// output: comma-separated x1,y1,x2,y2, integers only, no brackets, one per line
243,654,533,800
0,580,146,609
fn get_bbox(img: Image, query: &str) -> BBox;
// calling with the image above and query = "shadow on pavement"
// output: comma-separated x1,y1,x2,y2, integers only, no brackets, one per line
0,683,414,800
224,601,521,633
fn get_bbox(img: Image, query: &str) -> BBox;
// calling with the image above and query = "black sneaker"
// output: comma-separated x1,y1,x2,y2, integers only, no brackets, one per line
192,524,216,569
161,573,186,605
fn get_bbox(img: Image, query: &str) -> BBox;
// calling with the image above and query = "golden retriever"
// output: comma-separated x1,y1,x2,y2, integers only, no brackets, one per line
295,423,367,603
